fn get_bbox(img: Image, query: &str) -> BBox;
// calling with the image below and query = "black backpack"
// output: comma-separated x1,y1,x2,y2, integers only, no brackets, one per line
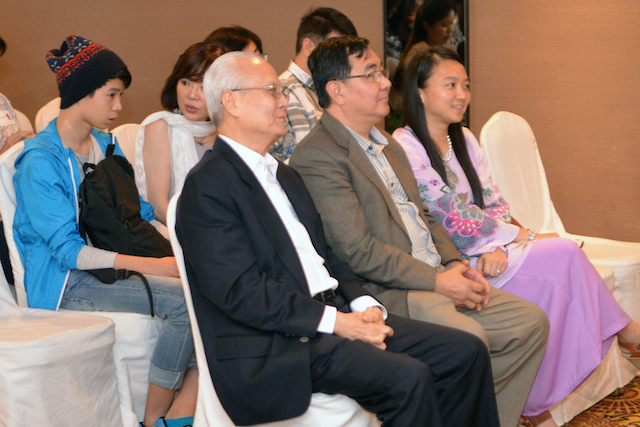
78,141,173,316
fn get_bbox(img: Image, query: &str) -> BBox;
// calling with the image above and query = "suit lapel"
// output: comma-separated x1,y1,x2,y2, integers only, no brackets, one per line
277,166,325,258
214,138,310,295
319,113,409,237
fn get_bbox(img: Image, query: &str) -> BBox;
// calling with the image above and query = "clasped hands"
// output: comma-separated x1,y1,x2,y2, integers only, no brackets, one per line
334,307,394,351
435,259,490,311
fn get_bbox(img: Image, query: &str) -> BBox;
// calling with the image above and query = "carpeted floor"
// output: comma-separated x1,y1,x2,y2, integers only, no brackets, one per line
564,376,640,426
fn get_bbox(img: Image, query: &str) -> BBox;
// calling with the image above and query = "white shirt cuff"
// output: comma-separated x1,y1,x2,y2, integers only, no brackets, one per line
317,305,337,334
350,295,388,319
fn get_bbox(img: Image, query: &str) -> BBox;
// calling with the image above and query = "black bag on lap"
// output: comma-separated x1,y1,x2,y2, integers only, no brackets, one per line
77,142,173,317
78,143,172,257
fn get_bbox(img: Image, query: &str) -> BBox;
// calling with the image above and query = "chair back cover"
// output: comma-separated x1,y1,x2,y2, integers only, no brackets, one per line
479,111,566,234
0,266,19,314
0,142,27,306
13,109,33,132
112,123,140,163
167,193,379,427
35,97,61,133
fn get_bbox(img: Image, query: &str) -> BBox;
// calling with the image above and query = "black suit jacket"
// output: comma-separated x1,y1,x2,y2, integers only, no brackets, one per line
176,137,370,425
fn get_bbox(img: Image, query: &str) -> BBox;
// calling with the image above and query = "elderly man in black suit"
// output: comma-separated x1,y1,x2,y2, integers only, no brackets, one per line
176,51,500,427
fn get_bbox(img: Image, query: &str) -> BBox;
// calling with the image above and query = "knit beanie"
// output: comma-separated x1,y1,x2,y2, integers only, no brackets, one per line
46,35,127,109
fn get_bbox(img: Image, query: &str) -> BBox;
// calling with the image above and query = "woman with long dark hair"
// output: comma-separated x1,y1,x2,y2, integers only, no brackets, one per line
393,46,640,427
134,42,228,224
390,0,456,114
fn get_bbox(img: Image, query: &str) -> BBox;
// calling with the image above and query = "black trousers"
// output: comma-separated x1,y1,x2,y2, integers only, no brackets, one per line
309,313,500,427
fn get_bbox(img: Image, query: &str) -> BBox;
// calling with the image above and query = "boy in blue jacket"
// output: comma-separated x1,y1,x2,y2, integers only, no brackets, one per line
13,35,195,427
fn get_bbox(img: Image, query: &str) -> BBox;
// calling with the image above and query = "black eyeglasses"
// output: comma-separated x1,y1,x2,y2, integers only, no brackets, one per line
334,69,390,83
229,84,290,99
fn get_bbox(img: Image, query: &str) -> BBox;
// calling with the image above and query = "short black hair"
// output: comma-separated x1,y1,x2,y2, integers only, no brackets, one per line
0,37,6,57
309,36,369,109
89,67,132,99
204,26,263,54
296,7,358,54
112,68,132,89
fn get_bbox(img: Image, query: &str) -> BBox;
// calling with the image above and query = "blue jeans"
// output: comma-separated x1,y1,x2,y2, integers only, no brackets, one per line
60,270,195,390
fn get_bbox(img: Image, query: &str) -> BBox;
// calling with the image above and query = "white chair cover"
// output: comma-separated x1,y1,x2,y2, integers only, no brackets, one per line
0,142,163,426
166,193,380,427
0,260,122,426
35,97,61,133
480,111,640,323
112,123,140,163
480,111,639,424
13,109,33,132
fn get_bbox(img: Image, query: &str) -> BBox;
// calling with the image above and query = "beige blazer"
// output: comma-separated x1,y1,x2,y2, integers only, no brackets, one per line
290,112,462,316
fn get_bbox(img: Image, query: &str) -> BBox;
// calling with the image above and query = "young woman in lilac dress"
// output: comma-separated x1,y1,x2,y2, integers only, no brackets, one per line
392,46,640,427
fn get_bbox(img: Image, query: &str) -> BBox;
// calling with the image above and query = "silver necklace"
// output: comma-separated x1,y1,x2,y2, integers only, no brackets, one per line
441,135,453,162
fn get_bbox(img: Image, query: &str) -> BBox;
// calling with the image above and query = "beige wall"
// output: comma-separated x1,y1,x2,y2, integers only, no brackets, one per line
469,0,640,241
0,0,383,124
4,0,636,241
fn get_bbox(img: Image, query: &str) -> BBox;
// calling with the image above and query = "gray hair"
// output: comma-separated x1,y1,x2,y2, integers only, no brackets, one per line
203,51,260,127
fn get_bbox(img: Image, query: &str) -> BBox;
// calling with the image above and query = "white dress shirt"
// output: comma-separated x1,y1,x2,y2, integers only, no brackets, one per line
220,135,386,333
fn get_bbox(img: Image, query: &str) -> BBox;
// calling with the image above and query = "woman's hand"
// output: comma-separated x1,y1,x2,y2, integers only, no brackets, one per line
476,248,508,277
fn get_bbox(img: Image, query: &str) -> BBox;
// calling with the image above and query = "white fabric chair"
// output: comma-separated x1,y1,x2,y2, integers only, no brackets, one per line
0,142,164,427
480,111,640,323
13,109,33,132
479,111,639,424
166,193,380,427
0,221,122,426
112,123,140,163
35,97,61,133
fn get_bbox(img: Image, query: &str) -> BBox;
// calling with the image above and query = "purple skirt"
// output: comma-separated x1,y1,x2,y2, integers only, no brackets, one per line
500,238,631,416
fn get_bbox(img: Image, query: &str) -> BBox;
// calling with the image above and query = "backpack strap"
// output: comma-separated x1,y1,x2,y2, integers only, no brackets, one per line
85,268,155,317
106,134,116,157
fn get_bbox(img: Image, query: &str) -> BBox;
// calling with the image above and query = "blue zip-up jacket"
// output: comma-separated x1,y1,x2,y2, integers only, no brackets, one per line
13,119,156,310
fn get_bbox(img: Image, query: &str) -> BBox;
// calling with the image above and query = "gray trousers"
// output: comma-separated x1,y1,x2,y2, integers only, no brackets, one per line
408,287,549,427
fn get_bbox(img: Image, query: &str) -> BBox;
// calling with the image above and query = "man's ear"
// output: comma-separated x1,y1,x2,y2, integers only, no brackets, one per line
325,80,346,106
221,91,241,119
302,37,316,58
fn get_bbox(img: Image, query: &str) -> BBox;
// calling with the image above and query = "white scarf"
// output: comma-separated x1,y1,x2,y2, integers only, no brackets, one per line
134,110,215,201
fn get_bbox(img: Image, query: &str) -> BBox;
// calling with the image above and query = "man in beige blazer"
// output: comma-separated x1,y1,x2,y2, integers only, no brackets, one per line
289,36,549,427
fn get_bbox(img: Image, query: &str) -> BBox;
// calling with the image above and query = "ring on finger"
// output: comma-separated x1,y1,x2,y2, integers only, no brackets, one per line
496,269,501,274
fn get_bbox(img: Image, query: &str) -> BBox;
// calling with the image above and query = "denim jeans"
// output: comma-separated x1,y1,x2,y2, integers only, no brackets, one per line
61,269,195,390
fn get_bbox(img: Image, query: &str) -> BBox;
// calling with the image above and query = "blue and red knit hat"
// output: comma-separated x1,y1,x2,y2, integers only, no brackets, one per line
46,35,127,109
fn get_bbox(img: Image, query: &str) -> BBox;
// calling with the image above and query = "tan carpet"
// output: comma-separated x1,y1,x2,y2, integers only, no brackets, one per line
565,376,640,426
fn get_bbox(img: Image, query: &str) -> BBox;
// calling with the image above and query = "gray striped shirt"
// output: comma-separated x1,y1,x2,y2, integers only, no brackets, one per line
346,126,442,267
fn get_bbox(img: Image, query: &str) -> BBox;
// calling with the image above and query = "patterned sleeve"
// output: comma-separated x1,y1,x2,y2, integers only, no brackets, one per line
393,126,519,257
0,93,20,151
269,119,297,161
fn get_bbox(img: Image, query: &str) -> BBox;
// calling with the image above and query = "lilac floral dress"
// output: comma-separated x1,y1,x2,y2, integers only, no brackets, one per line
394,126,530,289
394,125,632,416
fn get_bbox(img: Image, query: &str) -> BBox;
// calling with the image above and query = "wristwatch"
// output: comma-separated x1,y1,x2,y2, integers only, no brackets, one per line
527,229,536,241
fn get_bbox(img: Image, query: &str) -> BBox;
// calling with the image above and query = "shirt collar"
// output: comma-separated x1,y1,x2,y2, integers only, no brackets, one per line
344,125,389,156
219,134,279,179
288,61,314,89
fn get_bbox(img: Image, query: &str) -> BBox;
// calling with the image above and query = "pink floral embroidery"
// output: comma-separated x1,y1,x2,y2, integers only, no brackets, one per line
445,208,483,237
